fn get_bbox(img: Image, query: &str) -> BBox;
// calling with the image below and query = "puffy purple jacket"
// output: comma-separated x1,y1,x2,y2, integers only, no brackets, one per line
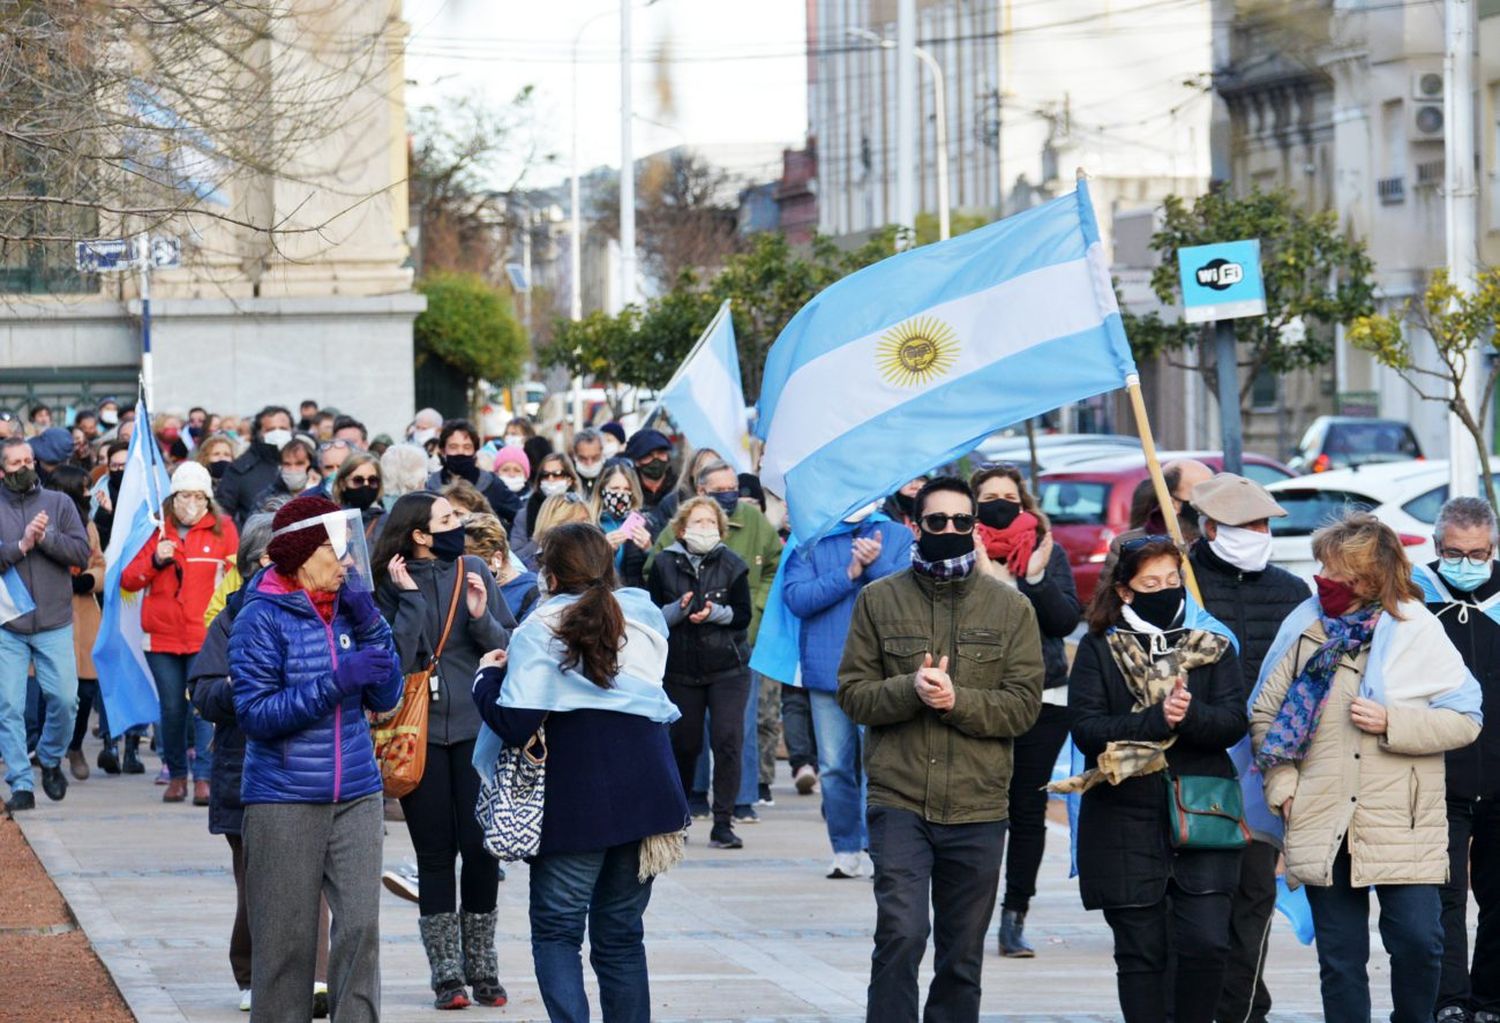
228,570,403,805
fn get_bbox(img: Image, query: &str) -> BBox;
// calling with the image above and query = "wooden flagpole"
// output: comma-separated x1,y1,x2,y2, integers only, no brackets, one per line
1125,373,1202,603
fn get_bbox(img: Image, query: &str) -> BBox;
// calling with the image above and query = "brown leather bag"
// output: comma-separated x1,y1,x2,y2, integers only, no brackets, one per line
370,570,464,798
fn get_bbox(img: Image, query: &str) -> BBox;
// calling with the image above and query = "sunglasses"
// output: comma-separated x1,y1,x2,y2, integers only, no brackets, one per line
344,474,379,488
540,470,572,481
1120,534,1173,553
920,512,975,533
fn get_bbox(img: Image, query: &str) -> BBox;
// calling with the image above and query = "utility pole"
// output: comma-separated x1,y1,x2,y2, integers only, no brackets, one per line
1446,0,1480,497
895,0,916,240
619,0,638,310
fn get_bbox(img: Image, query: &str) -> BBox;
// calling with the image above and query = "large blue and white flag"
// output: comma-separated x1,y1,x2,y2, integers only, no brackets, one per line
94,396,172,734
756,181,1136,540
653,301,752,473
0,568,35,627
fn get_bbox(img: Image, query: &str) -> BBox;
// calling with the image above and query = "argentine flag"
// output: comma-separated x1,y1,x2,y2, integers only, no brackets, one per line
756,181,1135,540
0,567,35,627
93,397,172,734
652,301,752,473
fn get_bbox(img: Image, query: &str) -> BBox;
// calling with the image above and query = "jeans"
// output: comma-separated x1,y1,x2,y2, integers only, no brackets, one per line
780,684,817,773
809,687,866,854
690,673,760,805
1000,702,1069,913
530,841,654,1023
0,625,79,792
145,651,213,781
1304,841,1443,1023
865,804,1005,1023
666,673,749,825
398,739,498,916
1102,882,1232,1023
1439,796,1500,1015
1216,838,1279,1023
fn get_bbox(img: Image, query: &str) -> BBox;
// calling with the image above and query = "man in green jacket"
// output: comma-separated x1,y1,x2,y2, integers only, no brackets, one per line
837,476,1043,1023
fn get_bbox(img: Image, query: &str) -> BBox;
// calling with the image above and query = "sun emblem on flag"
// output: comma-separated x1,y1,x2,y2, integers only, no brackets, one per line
876,316,959,387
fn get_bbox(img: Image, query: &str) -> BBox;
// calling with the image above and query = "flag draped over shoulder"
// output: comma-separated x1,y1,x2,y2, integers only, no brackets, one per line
93,396,171,734
755,181,1136,541
654,301,752,473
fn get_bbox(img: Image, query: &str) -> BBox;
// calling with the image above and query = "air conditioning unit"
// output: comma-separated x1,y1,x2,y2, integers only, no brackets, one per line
1413,101,1445,141
1412,71,1444,101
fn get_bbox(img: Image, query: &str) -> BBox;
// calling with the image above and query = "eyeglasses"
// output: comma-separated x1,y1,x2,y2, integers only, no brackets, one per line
1438,546,1493,568
920,512,975,533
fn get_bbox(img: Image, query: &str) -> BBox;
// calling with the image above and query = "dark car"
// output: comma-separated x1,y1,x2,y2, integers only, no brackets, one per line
1287,416,1423,474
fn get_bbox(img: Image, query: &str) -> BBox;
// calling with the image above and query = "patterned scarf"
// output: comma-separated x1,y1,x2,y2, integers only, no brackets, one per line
1255,604,1380,771
1048,627,1230,794
911,547,977,581
976,511,1040,577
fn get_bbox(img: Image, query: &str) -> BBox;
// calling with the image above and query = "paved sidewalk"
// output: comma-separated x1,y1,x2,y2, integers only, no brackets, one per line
13,758,1400,1022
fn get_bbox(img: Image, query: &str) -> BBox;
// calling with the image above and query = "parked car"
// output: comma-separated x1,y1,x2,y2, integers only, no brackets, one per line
478,381,548,440
971,431,1141,476
1036,450,1296,603
1287,416,1423,474
1265,460,1475,581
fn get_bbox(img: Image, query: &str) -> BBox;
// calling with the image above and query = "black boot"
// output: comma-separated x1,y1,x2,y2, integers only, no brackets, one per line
40,764,68,801
121,737,144,775
998,908,1035,958
461,910,507,1007
96,743,121,775
418,912,470,1010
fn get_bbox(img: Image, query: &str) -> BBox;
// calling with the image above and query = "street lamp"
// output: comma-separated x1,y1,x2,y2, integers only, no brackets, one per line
848,27,950,241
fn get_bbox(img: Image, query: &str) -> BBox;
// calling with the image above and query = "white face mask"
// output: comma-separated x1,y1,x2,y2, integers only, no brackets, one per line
504,435,525,448
683,528,720,554
843,501,879,524
576,459,602,479
99,409,118,426
411,427,436,446
500,474,527,493
539,479,569,497
601,439,622,459
262,428,292,449
1209,523,1273,573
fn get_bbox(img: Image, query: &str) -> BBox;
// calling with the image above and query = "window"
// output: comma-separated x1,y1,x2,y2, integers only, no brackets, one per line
1269,489,1378,537
1321,422,1421,468
1243,462,1293,487
1402,486,1446,525
1036,481,1112,525
1250,366,1278,410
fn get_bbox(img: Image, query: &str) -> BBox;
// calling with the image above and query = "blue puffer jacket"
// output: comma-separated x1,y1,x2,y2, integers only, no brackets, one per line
228,569,403,805
782,518,912,691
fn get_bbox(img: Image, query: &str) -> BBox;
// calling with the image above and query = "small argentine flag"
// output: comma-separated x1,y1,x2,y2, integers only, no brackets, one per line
651,301,752,473
755,181,1136,541
0,568,36,627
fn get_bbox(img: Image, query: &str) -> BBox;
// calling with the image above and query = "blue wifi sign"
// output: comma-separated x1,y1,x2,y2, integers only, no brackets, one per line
1176,239,1266,324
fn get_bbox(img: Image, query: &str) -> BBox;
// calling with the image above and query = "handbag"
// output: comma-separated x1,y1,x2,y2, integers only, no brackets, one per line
370,569,464,799
1165,773,1251,850
477,721,548,862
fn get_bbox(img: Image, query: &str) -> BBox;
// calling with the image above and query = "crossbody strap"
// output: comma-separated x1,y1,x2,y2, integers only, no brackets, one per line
428,566,465,669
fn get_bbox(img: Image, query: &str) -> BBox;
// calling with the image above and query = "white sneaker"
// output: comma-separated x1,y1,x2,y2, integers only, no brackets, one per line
238,989,252,1012
827,852,862,879
381,863,420,904
794,764,819,795
860,851,876,878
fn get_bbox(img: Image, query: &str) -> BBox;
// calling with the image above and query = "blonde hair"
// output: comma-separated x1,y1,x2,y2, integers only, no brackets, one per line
464,513,510,563
193,433,236,467
588,462,643,520
441,477,495,517
668,495,729,539
533,493,594,547
1311,511,1422,619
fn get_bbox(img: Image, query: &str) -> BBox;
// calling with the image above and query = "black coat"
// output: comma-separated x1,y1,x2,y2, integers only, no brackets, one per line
1424,560,1500,801
188,589,246,836
647,543,752,683
1189,540,1310,691
1017,542,1082,688
1069,629,1247,910
425,468,519,530
217,444,281,525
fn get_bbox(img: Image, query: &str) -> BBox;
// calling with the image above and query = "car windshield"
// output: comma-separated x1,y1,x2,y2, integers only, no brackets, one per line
1037,481,1112,525
1322,423,1420,467
1269,489,1378,537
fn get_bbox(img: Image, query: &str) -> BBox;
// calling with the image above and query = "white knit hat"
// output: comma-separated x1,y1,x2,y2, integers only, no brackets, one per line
170,461,213,496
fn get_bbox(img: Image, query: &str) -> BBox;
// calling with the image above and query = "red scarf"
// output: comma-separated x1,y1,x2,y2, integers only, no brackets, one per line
976,511,1040,577
269,569,339,624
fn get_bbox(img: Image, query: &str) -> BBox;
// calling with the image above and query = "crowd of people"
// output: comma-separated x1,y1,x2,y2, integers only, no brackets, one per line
0,395,1496,1023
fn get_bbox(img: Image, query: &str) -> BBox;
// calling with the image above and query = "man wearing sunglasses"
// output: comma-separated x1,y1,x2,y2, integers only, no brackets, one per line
836,476,1044,1023
1416,497,1500,1023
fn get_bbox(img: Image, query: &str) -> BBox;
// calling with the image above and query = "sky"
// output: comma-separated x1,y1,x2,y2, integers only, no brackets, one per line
401,0,809,191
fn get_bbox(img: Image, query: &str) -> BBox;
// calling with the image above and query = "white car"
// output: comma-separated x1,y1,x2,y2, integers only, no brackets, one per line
1266,460,1452,580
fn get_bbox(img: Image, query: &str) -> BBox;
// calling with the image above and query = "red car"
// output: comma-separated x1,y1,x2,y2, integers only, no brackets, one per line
1035,450,1296,604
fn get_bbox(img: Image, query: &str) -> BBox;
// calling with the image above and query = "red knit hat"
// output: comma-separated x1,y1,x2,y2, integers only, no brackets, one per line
268,495,343,576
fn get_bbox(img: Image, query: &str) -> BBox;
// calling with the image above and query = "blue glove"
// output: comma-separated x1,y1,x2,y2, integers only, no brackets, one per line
341,588,384,632
334,646,397,698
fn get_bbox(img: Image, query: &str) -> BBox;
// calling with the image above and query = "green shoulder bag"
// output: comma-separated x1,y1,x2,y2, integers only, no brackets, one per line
1164,773,1251,850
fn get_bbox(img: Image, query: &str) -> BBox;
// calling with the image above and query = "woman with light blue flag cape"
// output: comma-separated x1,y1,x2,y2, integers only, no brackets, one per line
1249,513,1482,1023
470,522,686,1023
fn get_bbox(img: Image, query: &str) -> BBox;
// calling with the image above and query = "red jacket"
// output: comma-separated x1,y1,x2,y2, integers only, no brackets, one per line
123,514,240,655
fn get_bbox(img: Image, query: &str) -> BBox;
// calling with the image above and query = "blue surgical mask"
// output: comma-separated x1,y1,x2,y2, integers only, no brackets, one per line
709,491,739,516
1439,558,1493,593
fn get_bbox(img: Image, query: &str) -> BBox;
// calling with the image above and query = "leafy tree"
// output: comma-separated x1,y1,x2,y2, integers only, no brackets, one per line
1125,189,1376,411
913,209,994,246
1348,269,1500,512
414,272,527,404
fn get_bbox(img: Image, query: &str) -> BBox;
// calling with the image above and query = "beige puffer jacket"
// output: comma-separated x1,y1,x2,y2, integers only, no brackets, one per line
1250,603,1480,888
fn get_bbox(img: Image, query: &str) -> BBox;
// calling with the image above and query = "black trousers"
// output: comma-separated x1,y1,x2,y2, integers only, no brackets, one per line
1102,882,1233,1023
69,677,100,752
666,672,750,825
1216,838,1278,1023
1001,702,1069,913
866,804,1006,1023
399,739,499,917
1439,795,1500,1015
779,683,817,773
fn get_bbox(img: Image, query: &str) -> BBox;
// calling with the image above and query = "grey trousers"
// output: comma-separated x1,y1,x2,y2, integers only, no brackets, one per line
243,794,383,1023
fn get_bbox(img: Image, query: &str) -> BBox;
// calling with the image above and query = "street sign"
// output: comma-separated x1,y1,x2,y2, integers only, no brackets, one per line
1177,239,1267,324
505,262,530,293
147,236,181,269
74,238,134,273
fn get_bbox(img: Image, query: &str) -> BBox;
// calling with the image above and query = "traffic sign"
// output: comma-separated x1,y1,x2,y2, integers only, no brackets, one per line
505,262,530,293
74,238,133,272
1176,239,1266,324
147,236,181,269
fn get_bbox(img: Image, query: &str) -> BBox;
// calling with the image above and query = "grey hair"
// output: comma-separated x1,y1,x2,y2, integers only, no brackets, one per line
572,428,601,451
1435,496,1499,542
694,459,737,490
380,443,431,498
237,513,276,578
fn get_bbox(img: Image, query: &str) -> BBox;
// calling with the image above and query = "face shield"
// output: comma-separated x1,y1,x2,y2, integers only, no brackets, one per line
270,508,374,592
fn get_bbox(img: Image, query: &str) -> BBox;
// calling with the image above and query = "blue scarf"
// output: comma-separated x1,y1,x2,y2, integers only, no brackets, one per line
1255,604,1380,771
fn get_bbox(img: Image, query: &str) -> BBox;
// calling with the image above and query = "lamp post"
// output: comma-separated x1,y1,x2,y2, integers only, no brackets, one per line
849,27,949,240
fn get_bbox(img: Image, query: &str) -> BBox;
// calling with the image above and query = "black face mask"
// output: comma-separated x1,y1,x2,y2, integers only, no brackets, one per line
636,458,669,481
342,487,380,511
107,469,124,498
1128,586,1185,631
207,460,230,480
443,454,479,483
430,524,467,563
977,497,1021,530
916,528,973,563
894,492,916,518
